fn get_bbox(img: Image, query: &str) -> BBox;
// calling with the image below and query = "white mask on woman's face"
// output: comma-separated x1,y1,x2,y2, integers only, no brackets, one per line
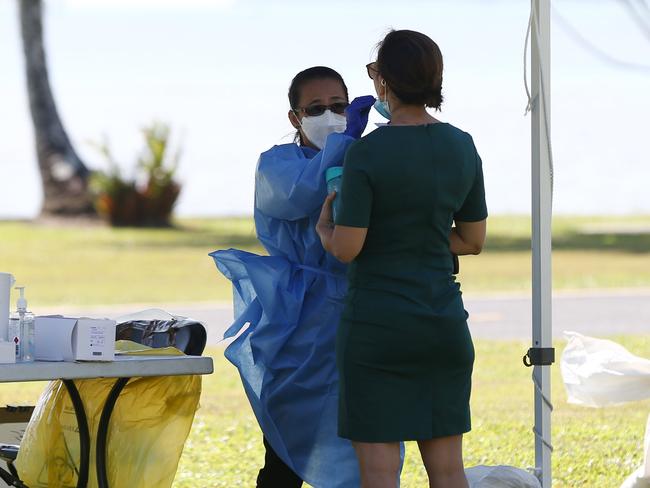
299,110,347,150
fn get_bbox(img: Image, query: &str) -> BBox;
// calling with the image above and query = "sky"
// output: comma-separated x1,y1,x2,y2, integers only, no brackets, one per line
1,0,649,218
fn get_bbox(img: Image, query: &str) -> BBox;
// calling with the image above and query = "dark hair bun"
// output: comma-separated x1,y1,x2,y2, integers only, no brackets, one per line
377,30,444,110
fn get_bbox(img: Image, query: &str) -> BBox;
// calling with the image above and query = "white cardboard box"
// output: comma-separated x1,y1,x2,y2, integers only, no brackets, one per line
35,316,116,362
0,341,16,363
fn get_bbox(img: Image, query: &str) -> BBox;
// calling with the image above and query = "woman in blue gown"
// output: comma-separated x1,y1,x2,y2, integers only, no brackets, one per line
210,67,374,487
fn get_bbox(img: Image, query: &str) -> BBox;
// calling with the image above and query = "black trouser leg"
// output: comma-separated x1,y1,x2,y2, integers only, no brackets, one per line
256,436,303,488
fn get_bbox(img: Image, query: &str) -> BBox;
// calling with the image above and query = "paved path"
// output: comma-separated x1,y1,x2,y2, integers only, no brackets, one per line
52,290,649,345
466,290,650,340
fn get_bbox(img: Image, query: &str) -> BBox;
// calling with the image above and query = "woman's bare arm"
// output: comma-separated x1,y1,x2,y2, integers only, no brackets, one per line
450,219,487,256
316,192,368,264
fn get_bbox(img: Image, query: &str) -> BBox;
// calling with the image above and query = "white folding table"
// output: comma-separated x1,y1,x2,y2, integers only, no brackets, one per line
0,355,214,488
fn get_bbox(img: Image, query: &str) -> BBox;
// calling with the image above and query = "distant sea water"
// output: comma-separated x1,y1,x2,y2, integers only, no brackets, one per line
2,114,650,219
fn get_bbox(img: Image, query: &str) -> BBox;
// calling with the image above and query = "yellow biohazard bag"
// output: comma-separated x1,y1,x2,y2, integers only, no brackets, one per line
14,341,202,488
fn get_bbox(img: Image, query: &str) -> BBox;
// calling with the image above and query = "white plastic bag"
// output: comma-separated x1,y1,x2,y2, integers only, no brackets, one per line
621,413,650,488
621,467,650,488
465,465,541,488
642,415,650,483
561,332,650,407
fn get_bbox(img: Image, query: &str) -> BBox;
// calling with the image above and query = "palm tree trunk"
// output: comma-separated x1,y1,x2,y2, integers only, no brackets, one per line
19,0,94,216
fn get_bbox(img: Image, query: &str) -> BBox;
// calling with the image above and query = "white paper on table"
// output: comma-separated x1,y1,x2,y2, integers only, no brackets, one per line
34,316,77,361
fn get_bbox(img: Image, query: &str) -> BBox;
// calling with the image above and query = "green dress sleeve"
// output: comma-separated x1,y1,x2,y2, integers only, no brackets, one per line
454,149,488,222
335,141,373,228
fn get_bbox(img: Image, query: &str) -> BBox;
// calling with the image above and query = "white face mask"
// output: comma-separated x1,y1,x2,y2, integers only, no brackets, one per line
299,110,347,150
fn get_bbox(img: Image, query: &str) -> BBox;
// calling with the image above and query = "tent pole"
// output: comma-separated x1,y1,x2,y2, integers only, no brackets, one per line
531,0,553,487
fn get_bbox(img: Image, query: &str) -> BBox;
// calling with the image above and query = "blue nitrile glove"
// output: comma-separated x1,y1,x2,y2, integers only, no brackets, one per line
343,95,376,139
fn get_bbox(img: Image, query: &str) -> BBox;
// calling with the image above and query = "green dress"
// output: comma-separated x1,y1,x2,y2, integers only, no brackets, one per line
334,122,487,442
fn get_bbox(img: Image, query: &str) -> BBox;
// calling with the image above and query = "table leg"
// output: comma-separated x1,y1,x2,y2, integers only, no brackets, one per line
95,377,130,488
62,380,90,488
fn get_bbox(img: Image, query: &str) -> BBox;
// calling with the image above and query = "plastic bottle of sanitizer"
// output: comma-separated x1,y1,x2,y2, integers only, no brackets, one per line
8,286,35,362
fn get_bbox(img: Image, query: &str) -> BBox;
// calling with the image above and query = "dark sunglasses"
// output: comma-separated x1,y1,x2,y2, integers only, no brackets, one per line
366,62,378,80
294,102,349,117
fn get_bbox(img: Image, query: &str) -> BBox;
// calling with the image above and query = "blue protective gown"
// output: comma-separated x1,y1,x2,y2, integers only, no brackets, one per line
210,132,360,487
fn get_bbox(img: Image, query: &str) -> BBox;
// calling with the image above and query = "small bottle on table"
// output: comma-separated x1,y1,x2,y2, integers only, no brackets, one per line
8,286,34,362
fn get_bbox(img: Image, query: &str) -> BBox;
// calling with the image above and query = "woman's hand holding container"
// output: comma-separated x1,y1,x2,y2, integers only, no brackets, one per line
325,166,343,222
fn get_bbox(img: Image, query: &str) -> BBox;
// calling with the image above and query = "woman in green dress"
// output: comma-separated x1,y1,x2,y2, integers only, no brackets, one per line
316,30,487,488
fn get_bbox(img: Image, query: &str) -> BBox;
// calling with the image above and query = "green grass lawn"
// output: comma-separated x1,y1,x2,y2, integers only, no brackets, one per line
0,215,649,307
1,337,648,487
0,215,648,486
